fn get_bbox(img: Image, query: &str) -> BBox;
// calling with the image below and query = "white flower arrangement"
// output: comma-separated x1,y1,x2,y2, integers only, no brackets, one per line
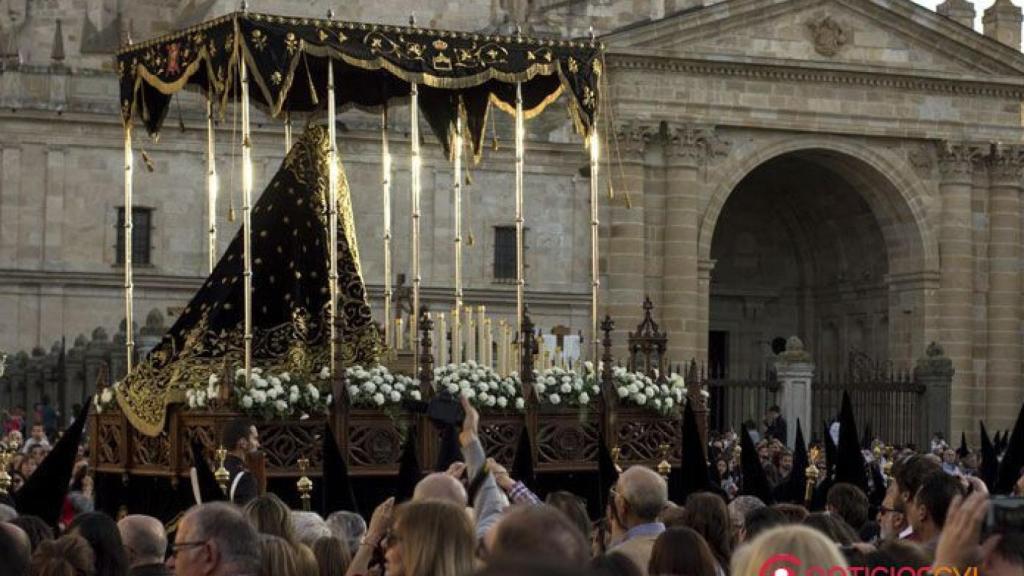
345,365,421,408
93,382,120,414
434,361,525,411
611,366,686,415
534,365,601,407
185,373,222,410
231,367,332,420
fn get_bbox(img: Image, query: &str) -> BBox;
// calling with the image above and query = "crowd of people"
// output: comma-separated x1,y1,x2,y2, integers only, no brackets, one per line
0,394,1022,576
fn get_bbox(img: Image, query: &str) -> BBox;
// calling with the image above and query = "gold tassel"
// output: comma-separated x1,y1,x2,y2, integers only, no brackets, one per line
607,180,615,200
140,149,155,173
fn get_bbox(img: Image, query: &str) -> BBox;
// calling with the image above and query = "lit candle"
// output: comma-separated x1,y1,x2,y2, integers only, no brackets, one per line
484,318,493,369
465,308,476,365
395,318,404,351
451,307,461,364
497,319,507,376
476,306,486,365
437,313,447,367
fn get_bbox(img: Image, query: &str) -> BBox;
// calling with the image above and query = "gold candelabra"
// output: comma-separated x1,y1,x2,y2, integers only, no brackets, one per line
214,445,230,494
296,457,313,511
882,445,894,485
611,446,623,474
657,444,672,478
804,446,820,506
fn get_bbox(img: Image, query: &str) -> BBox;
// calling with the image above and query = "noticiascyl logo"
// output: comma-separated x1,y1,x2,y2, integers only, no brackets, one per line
759,553,803,576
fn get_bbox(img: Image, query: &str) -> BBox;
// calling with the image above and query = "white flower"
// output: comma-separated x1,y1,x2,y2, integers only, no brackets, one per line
319,366,330,379
584,361,594,371
390,391,401,402
325,394,333,406
236,368,246,378
485,395,496,407
310,387,320,400
188,396,196,408
348,385,359,398
274,399,288,412
645,386,655,397
592,386,600,395
289,390,300,403
251,367,263,374
617,387,629,398
280,372,291,382
361,382,376,393
560,383,572,394
241,395,254,408
252,390,267,403
463,388,476,400
209,374,219,386
549,393,561,405
269,376,281,387
497,396,508,409
100,388,113,404
381,383,393,395
410,390,422,401
579,392,590,405
372,393,385,406
635,393,647,405
653,398,662,409
664,397,674,409
535,383,546,395
628,384,639,394
267,387,280,400
515,398,525,410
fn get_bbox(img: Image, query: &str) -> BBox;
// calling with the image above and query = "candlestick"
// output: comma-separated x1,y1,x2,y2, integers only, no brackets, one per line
484,318,493,369
497,320,508,376
437,313,448,366
476,306,486,365
395,318,404,351
466,308,476,364
451,307,461,364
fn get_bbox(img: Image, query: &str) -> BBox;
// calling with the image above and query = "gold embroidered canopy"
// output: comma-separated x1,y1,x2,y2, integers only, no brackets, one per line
116,11,603,157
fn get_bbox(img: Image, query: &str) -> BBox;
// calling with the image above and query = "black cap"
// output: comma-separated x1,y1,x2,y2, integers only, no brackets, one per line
322,424,359,515
14,399,91,528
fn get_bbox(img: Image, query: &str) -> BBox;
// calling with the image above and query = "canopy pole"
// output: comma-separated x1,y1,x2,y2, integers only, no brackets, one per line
206,98,219,274
241,56,254,385
410,83,421,377
381,108,393,354
327,60,339,380
514,82,525,336
123,123,135,373
589,129,600,363
453,113,464,366
284,111,292,154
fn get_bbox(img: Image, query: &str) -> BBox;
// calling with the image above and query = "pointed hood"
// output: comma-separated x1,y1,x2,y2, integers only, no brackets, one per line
671,400,713,502
15,399,91,527
957,432,969,459
597,436,620,512
993,430,1003,454
995,402,1024,494
511,427,535,487
834,392,868,492
395,425,422,503
739,424,774,504
861,422,873,450
189,440,226,504
323,424,359,515
979,421,999,492
999,429,1011,455
434,425,463,473
773,419,808,504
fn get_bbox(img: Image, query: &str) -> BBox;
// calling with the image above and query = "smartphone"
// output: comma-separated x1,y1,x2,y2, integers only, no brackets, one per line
986,496,1024,535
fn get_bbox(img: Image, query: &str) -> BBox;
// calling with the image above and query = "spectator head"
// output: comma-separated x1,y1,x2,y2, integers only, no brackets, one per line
312,536,350,576
681,492,733,570
117,515,166,568
984,531,1024,576
9,515,53,553
741,506,787,543
648,526,718,576
30,424,45,441
876,482,908,541
68,512,129,576
257,534,298,576
384,499,475,576
732,525,846,576
589,552,643,576
779,451,794,475
29,534,95,576
220,421,258,455
324,511,365,557
909,472,964,541
0,504,18,523
614,466,667,528
892,454,941,509
727,495,766,536
826,483,870,531
772,503,809,524
715,459,729,478
0,522,31,576
489,504,588,568
544,491,591,543
412,473,467,506
803,512,860,546
293,543,318,576
289,511,331,548
866,539,930,571
241,494,296,545
168,502,260,576
659,505,688,529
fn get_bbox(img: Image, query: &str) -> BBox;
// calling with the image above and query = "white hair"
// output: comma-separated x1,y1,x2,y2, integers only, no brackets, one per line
326,510,366,556
291,511,332,547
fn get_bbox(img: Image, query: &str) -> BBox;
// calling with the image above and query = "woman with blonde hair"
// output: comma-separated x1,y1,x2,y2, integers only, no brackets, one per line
346,498,475,576
259,534,299,576
731,525,847,576
243,494,298,545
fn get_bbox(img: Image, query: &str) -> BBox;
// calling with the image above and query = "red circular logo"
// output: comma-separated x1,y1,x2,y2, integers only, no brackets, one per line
758,553,803,576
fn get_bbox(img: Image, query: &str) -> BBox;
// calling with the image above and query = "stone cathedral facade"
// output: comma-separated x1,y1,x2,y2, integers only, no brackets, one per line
3,0,1024,439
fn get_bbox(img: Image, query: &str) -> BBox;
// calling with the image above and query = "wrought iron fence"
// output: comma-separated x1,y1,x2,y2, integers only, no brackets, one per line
811,369,924,448
702,365,779,434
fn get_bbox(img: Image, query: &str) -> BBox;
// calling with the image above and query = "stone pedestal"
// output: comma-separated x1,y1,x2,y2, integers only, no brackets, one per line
774,336,814,450
913,342,954,451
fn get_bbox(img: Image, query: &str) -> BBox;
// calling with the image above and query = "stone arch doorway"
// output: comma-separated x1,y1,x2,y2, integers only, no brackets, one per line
706,148,930,378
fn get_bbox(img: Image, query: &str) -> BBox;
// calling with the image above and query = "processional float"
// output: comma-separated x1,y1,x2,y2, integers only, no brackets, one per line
92,6,704,516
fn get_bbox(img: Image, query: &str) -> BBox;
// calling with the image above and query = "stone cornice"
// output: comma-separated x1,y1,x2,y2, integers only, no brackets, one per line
611,120,731,166
938,141,989,178
606,50,1024,100
988,143,1024,183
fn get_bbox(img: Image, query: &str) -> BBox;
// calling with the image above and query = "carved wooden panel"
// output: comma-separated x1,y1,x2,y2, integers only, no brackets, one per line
181,424,217,468
537,412,600,470
130,427,171,470
96,420,124,468
614,412,681,465
348,421,404,469
478,414,524,468
258,420,324,475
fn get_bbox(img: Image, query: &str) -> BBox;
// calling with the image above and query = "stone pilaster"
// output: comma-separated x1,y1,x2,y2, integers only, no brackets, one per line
983,0,1023,51
937,0,976,29
914,342,954,451
607,121,654,358
986,144,1024,429
775,336,814,450
662,124,729,365
937,141,986,438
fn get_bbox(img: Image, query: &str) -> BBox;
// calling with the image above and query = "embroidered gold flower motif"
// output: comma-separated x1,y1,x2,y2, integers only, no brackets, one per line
407,42,424,58
285,32,299,55
318,29,328,42
592,58,602,76
582,86,595,110
251,29,267,52
432,39,448,51
225,33,234,52
567,56,578,73
271,71,283,85
370,37,383,50
338,30,348,43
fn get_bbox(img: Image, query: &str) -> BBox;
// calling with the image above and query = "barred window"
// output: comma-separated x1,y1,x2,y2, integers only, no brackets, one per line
116,207,153,266
493,226,525,281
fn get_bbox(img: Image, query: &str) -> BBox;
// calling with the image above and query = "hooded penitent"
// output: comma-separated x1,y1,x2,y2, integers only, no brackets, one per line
995,402,1024,495
773,419,808,505
114,125,379,437
395,425,422,503
323,424,359,516
835,391,868,492
739,424,774,505
512,427,536,487
671,400,714,503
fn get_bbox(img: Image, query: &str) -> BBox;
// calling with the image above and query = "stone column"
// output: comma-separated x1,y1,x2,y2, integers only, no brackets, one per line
983,0,1023,50
986,145,1024,428
937,0,977,29
606,122,653,358
775,336,814,450
662,124,729,364
914,342,954,451
937,142,985,437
